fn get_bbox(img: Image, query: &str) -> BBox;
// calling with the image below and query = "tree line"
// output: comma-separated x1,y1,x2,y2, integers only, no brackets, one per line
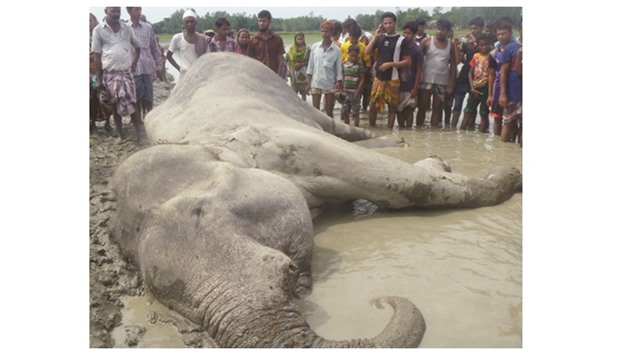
151,7,522,34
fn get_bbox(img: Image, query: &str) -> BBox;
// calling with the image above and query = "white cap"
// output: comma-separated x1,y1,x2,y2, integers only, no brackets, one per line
183,10,197,20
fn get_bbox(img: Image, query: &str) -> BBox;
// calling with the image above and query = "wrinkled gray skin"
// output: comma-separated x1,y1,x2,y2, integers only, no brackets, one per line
111,53,521,348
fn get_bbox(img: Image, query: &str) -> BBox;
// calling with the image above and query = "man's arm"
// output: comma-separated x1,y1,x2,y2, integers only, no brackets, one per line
306,47,315,93
166,50,180,72
365,26,382,57
411,61,423,98
129,30,141,73
149,29,163,71
499,62,510,108
131,47,141,73
95,52,104,90
276,37,285,76
515,47,522,75
378,54,411,73
335,51,343,92
448,41,457,94
487,68,496,108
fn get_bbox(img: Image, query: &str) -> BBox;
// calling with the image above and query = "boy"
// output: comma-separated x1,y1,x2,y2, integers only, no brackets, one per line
341,24,371,68
364,12,412,129
396,21,424,129
340,45,367,126
461,34,497,132
450,16,484,129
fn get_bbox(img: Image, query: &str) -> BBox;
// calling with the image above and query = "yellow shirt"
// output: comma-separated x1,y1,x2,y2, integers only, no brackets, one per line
341,40,371,68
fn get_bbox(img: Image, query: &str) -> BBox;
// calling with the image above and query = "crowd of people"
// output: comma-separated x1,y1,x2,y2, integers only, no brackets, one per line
89,7,522,147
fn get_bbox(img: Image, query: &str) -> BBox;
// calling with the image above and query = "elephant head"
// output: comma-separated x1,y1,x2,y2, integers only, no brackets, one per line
111,144,426,347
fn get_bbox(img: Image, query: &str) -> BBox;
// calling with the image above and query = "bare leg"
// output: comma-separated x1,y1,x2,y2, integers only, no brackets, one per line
479,114,489,133
342,109,350,125
416,90,430,127
468,110,477,130
444,105,451,127
493,117,502,136
112,107,124,139
325,93,336,118
312,93,322,112
450,113,460,129
369,105,378,127
501,120,517,142
131,110,148,145
403,107,414,129
396,110,406,128
460,112,473,131
430,94,443,127
387,106,397,129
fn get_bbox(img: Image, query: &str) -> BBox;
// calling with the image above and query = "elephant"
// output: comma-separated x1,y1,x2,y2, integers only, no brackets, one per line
110,52,521,347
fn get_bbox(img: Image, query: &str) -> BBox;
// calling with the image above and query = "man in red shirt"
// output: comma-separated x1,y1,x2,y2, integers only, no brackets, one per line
247,10,285,76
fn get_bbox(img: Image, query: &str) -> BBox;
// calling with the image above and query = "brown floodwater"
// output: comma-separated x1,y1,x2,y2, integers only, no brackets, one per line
112,109,522,348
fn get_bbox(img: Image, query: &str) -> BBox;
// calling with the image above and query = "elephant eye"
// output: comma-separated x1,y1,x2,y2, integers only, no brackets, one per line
288,262,299,277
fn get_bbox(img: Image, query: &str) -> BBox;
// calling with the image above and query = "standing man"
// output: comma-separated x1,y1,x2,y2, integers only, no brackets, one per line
364,12,411,129
396,21,424,130
207,18,238,53
126,7,163,118
166,10,206,82
306,21,343,118
416,18,457,128
91,7,147,145
247,10,285,75
499,39,522,145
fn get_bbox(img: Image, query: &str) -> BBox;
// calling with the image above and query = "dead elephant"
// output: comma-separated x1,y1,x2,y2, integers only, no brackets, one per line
110,52,521,347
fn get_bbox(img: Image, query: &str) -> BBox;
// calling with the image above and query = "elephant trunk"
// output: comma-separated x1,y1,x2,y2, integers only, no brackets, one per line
208,295,425,348
312,296,426,348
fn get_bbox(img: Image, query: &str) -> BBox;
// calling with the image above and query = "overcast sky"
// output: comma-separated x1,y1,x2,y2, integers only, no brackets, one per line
89,4,449,23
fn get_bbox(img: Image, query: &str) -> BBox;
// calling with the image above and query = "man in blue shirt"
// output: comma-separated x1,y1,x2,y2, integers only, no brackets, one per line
306,21,343,118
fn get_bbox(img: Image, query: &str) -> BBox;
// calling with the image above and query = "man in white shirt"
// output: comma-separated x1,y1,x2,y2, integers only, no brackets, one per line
166,10,203,82
92,6,147,144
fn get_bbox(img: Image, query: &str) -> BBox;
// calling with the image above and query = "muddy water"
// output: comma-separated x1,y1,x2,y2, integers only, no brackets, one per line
111,103,522,347
296,122,522,347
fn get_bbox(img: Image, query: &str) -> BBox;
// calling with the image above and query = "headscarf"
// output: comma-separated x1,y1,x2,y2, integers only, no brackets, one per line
183,10,197,20
236,28,250,41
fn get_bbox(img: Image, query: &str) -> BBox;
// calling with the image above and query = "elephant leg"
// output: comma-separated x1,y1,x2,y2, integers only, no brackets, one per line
225,126,521,210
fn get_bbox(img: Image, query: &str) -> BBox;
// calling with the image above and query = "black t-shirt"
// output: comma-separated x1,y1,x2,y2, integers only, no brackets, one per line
457,41,479,84
374,34,410,82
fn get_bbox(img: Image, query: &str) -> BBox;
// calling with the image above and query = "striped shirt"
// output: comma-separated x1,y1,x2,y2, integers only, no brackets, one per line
128,20,163,76
343,60,366,93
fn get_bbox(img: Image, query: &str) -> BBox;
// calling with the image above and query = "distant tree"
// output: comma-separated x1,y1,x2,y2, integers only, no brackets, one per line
394,7,431,27
448,7,521,29
432,7,444,20
149,7,521,35
355,13,376,31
